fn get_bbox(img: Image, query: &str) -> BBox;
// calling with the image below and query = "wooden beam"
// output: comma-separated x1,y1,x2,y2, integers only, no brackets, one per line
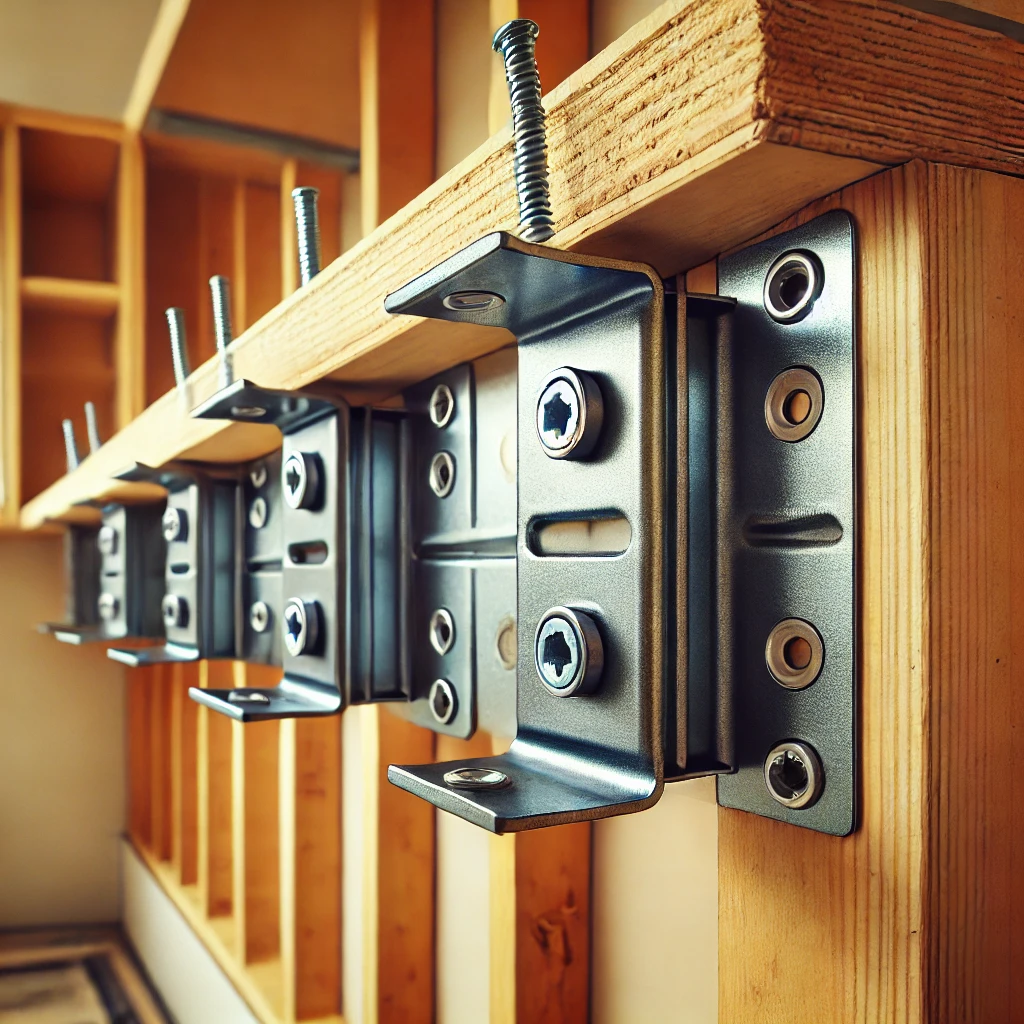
2,123,20,522
359,0,436,234
123,0,191,131
718,159,1024,1021
197,661,234,918
148,665,173,861
115,131,147,426
170,662,199,885
128,669,152,848
20,0,1024,527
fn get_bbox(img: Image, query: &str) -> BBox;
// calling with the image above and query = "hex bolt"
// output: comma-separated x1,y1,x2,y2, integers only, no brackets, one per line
97,591,119,621
283,597,321,657
429,608,455,656
165,307,191,405
291,187,322,286
97,525,118,556
428,451,456,498
84,401,102,454
282,451,322,510
61,419,80,472
209,275,234,390
492,19,555,243
428,678,457,725
249,600,271,634
248,496,268,530
535,606,604,697
764,741,824,810
162,506,187,543
443,767,512,790
162,593,189,629
536,367,603,460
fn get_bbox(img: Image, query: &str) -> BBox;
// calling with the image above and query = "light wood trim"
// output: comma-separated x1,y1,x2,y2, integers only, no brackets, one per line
233,179,248,331
116,131,147,425
33,0,1024,526
197,661,234,918
8,105,125,141
123,0,192,131
718,159,1024,1022
280,159,298,298
20,276,121,316
149,665,173,861
128,669,152,847
171,662,199,885
2,123,20,522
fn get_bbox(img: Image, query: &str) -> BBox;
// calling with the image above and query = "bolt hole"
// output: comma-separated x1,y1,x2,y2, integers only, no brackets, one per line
429,609,455,656
783,636,813,671
543,391,573,440
429,385,455,428
777,267,809,311
428,452,455,498
542,630,573,681
782,389,811,425
764,252,822,324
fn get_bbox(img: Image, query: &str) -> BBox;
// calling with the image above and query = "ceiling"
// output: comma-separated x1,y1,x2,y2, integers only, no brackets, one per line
0,0,161,121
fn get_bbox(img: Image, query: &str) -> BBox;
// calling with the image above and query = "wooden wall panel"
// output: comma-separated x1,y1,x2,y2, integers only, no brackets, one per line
198,661,234,919
128,669,152,848
148,665,173,862
718,161,1024,1022
171,662,199,885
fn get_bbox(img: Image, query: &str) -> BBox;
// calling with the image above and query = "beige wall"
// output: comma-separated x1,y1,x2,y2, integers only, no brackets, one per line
0,535,125,925
591,0,668,53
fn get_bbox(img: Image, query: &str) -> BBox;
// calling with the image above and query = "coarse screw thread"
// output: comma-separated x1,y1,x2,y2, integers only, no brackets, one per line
209,275,234,389
291,187,322,286
62,418,80,472
165,307,191,391
84,401,101,454
492,19,554,243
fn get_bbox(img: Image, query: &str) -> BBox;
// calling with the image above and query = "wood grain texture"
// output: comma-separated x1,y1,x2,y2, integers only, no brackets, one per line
149,665,173,862
171,662,198,886
718,160,1024,1023
197,662,234,919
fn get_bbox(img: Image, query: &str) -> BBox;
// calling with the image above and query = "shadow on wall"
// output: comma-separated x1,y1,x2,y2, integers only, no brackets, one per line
0,533,126,927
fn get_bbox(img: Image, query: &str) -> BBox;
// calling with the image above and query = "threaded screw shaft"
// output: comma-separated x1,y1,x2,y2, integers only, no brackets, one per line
493,19,554,243
165,307,191,395
84,401,101,454
62,419,80,472
209,275,234,389
291,187,322,286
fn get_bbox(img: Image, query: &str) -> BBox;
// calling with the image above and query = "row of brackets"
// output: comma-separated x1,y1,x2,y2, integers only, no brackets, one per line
43,212,857,837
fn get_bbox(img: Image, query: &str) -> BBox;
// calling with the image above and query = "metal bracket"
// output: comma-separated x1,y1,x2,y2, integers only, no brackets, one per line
45,503,167,645
38,522,101,639
384,212,857,835
107,462,241,668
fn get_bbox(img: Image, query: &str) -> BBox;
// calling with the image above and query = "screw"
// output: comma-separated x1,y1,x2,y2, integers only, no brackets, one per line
162,506,187,543
97,592,119,621
764,741,824,809
249,496,268,529
61,419,80,472
162,593,188,629
443,767,512,790
428,451,456,498
429,608,455,656
209,275,234,390
428,679,457,725
250,464,268,489
283,598,320,657
282,451,321,510
441,291,505,313
492,19,554,243
228,690,271,705
166,307,191,405
428,384,455,428
535,606,604,697
97,525,118,556
249,600,271,634
291,187,322,286
84,401,102,454
536,367,603,460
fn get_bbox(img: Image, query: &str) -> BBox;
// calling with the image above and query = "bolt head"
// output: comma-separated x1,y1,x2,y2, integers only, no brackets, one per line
764,741,824,809
97,525,118,556
283,451,321,510
97,591,119,622
428,384,455,428
441,291,505,312
428,679,457,725
283,598,320,657
535,368,603,460
535,607,604,697
249,600,271,634
162,506,187,543
443,767,512,790
248,496,268,530
428,451,456,498
162,593,188,629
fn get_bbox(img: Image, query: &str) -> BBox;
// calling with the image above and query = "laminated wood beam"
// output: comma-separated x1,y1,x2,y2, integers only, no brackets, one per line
22,0,1024,528
718,159,1024,1022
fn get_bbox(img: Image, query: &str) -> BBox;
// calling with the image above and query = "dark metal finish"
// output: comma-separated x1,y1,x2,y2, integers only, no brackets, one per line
715,212,856,836
492,19,554,243
108,462,239,668
385,233,665,831
38,523,101,638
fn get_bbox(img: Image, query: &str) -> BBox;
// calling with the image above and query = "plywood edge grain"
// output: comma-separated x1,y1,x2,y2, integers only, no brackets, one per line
21,0,1024,528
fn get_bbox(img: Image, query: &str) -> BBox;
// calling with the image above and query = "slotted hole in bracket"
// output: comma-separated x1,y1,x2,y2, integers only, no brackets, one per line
287,541,329,565
528,515,631,556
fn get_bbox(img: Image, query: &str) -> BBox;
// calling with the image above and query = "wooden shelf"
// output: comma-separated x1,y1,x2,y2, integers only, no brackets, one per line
21,276,120,316
19,0,1024,531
